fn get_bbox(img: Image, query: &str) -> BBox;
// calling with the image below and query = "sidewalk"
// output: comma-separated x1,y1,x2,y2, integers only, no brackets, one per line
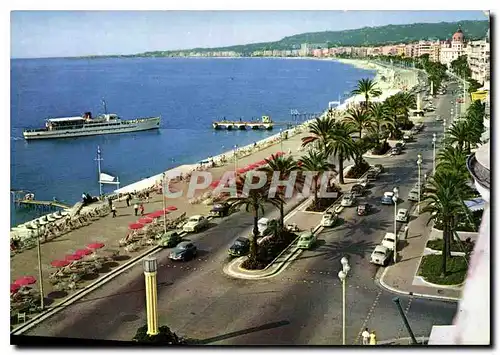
378,210,462,301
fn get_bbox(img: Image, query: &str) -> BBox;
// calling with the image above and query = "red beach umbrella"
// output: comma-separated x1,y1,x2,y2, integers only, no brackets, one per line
138,217,153,224
14,276,37,286
11,283,21,293
237,168,248,174
74,248,92,256
166,206,177,211
247,164,260,169
65,254,82,261
128,223,144,230
210,180,221,188
257,160,267,165
51,260,71,268
87,242,105,249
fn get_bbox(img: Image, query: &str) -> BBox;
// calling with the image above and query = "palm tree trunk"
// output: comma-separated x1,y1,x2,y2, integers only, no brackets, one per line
279,202,284,229
313,175,319,208
359,129,362,140
441,221,449,276
338,153,345,185
250,209,259,261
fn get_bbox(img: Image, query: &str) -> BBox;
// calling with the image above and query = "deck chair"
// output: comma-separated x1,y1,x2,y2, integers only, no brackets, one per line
17,312,26,324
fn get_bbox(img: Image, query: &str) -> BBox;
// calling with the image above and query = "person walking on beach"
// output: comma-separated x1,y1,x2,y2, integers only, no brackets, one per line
361,328,370,345
134,203,139,216
111,204,117,218
369,331,377,345
145,191,150,203
139,203,145,216
108,197,112,209
126,194,131,207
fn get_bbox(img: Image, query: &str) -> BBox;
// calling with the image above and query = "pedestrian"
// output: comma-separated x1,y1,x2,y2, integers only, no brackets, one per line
111,204,117,218
139,203,145,216
126,194,131,207
369,330,377,345
134,203,139,216
146,191,150,203
108,197,112,209
361,328,370,345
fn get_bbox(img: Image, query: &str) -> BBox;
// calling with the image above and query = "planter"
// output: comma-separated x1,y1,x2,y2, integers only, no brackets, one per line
345,161,370,179
430,227,479,243
416,254,469,286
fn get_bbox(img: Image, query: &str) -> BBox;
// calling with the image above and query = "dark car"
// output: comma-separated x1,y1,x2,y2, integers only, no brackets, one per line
395,142,406,150
357,203,372,216
228,237,250,257
390,147,402,156
169,241,197,261
374,164,384,173
210,202,231,217
350,184,365,197
367,172,378,181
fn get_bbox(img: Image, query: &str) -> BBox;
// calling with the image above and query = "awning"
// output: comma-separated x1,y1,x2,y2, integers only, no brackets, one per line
464,198,485,212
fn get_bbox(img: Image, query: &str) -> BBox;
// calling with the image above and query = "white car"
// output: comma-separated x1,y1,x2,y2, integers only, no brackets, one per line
381,191,395,205
182,215,209,233
381,232,396,251
396,208,409,223
408,189,420,202
257,217,278,236
341,193,356,207
321,212,338,227
370,245,391,266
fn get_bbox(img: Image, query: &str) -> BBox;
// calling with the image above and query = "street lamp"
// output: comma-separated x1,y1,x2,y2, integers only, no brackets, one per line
432,133,437,175
392,187,399,264
338,256,351,345
143,257,159,336
36,224,45,310
417,154,422,214
234,145,238,174
443,119,447,143
161,173,167,235
280,128,284,152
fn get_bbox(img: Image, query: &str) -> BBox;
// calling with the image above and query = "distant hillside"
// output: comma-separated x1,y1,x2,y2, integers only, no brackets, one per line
134,19,489,56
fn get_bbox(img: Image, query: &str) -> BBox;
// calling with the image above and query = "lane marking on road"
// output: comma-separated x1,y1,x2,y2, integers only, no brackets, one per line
353,289,383,345
395,294,414,339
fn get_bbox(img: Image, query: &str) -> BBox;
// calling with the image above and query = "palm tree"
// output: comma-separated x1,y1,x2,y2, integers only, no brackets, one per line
328,121,356,185
367,102,394,146
382,96,402,139
351,78,382,108
395,92,417,126
446,120,470,153
437,145,470,182
258,154,302,228
301,116,335,156
298,150,336,209
344,107,372,139
227,176,283,261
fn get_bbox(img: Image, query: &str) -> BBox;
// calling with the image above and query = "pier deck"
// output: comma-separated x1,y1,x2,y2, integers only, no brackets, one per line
14,199,71,210
212,121,273,130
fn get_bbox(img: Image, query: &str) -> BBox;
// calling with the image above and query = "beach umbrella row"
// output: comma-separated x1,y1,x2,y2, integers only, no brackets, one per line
49,242,106,269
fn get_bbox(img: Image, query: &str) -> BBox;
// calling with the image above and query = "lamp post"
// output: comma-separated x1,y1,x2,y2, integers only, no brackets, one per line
338,256,351,345
161,173,167,235
280,128,283,152
392,187,399,264
432,133,437,175
143,257,159,336
417,154,422,214
36,224,45,310
234,145,238,174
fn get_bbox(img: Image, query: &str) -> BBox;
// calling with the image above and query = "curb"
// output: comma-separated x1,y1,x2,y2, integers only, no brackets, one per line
376,268,460,302
377,336,429,345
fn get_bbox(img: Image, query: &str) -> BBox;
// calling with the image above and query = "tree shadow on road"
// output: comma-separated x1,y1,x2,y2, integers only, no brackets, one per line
193,320,291,344
335,218,392,240
317,239,379,261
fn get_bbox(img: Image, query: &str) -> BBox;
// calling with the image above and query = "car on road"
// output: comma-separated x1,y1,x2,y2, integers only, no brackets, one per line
373,164,384,174
367,172,378,181
390,147,402,156
358,177,369,188
350,184,365,197
370,245,392,266
436,115,443,122
357,203,372,216
341,193,356,207
183,215,209,233
395,142,406,150
158,230,183,248
169,241,197,261
209,202,231,217
381,232,396,250
297,231,317,250
396,208,409,223
321,211,338,227
408,188,420,202
228,237,250,257
257,217,278,236
381,191,395,205
402,133,413,142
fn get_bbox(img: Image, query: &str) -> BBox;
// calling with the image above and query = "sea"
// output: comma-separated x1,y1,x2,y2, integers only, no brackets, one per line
10,57,375,227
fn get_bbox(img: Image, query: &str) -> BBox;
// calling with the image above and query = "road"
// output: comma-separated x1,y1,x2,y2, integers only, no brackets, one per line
25,83,461,344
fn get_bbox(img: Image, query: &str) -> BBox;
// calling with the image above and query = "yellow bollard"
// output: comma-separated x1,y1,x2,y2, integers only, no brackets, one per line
143,257,159,336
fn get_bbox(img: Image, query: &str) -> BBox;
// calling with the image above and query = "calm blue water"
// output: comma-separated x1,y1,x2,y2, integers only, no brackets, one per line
10,57,374,226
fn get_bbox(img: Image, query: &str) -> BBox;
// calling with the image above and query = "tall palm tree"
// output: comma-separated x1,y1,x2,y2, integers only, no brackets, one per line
298,150,336,209
437,145,470,182
382,96,402,139
301,116,336,156
367,102,394,146
258,154,302,228
446,120,471,153
227,176,283,261
351,78,382,108
344,107,372,139
328,121,356,185
395,92,417,125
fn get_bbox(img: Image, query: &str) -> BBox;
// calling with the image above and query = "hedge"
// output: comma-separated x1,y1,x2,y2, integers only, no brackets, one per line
418,254,468,285
426,239,475,253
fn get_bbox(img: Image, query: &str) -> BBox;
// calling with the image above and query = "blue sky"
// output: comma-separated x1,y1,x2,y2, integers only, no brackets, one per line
11,10,487,58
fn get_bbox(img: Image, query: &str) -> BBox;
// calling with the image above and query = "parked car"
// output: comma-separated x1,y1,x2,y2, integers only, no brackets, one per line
169,241,197,261
402,133,413,142
297,231,317,250
257,217,277,236
183,215,209,233
357,203,372,216
158,230,183,248
228,237,250,257
395,142,406,150
341,193,356,207
321,211,338,227
396,208,409,223
358,177,369,188
408,188,420,202
350,184,365,197
381,191,395,205
209,202,231,217
390,147,402,156
370,245,391,266
373,164,384,173
367,172,378,181
381,232,396,251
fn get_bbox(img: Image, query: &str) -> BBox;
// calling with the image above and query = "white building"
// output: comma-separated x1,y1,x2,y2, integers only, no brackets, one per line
466,31,490,84
440,28,467,67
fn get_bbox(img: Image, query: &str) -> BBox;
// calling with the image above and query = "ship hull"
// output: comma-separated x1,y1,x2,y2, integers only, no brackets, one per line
23,117,160,140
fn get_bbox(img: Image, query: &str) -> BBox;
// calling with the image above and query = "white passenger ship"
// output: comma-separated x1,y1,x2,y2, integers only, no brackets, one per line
23,110,161,140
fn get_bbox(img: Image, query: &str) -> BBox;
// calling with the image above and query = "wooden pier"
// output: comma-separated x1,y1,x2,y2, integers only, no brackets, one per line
14,199,71,210
212,115,274,130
